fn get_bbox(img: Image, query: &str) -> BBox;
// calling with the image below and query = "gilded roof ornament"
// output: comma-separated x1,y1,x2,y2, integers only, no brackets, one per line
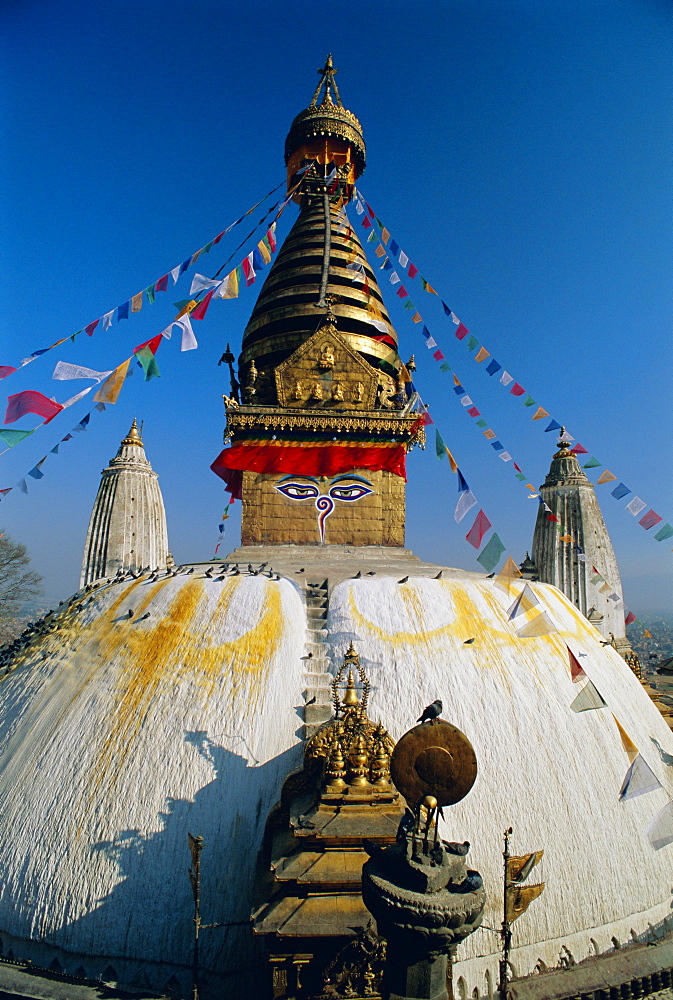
122,418,143,447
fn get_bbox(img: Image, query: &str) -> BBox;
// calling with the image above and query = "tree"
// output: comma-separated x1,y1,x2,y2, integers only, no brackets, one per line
0,530,42,645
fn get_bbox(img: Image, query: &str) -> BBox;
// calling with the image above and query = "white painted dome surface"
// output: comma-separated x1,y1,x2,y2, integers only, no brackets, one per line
327,577,673,990
0,571,672,997
0,573,306,990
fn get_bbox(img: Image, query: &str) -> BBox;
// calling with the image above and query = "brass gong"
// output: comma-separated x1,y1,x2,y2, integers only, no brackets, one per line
390,720,477,807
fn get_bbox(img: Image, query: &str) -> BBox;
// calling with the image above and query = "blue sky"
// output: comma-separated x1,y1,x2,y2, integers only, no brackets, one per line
0,0,671,613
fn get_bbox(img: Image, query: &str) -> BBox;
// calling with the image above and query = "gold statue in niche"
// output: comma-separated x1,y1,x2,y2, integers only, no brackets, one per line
318,343,335,369
310,382,323,400
332,381,344,401
353,381,364,403
292,381,303,400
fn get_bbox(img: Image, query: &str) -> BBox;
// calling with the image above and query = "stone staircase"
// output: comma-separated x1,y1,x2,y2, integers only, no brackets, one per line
302,578,333,734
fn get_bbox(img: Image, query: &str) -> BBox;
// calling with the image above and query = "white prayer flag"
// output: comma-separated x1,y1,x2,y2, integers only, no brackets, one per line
389,271,401,285
460,396,473,407
451,313,460,325
454,490,477,523
425,337,438,349
170,266,181,284
507,584,539,620
176,316,198,352
499,452,513,462
62,386,96,409
190,273,221,296
647,800,673,851
619,754,661,800
500,372,514,387
52,361,112,382
570,680,607,712
399,251,409,268
102,311,115,331
516,610,556,638
625,496,647,517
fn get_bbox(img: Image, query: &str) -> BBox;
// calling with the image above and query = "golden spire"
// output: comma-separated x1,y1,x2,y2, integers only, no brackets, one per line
122,418,143,447
310,53,343,107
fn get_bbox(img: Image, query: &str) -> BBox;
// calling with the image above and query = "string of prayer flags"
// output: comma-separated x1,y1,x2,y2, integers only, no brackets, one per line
618,755,661,800
570,680,607,712
454,471,477,523
613,716,638,763
568,645,586,682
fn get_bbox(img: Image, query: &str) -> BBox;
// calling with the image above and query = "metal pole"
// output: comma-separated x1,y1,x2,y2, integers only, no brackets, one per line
499,827,512,1000
188,834,204,1000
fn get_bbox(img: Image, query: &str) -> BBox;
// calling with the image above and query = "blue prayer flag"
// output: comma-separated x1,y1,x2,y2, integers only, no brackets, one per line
611,483,631,500
117,301,129,322
491,441,505,451
485,359,501,376
253,247,265,270
180,257,192,273
442,301,452,317
421,326,431,339
545,419,562,433
390,240,399,256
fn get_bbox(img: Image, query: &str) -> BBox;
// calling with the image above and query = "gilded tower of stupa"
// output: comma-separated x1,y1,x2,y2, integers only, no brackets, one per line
211,55,423,549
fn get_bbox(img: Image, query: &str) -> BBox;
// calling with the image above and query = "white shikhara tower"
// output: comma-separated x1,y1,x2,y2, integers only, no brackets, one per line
80,420,170,586
531,435,628,650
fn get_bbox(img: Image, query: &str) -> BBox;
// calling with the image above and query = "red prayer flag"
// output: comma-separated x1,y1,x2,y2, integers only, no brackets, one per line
625,611,636,626
191,288,215,320
408,263,418,279
571,443,589,455
0,366,17,379
155,274,169,292
4,390,64,425
213,231,225,244
455,323,469,340
567,645,586,682
362,217,372,229
85,319,99,337
546,514,559,522
639,509,663,531
396,285,408,298
267,227,277,252
366,203,375,218
513,463,522,473
433,350,445,360
510,383,525,396
133,334,162,355
242,257,255,286
420,411,433,426
467,407,480,417
466,510,491,549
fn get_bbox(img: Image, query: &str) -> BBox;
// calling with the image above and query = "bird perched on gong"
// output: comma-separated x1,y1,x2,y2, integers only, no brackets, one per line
417,699,443,724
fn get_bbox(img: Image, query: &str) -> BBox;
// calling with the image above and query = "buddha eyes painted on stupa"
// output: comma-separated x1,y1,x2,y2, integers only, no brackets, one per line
274,474,374,541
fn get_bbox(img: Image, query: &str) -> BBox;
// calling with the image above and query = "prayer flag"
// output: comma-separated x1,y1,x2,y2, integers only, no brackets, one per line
421,278,437,294
439,362,451,372
625,611,636,626
134,334,162,355
654,523,673,542
466,510,491,549
483,429,496,440
252,247,265,270
170,266,180,284
499,452,512,462
475,347,490,363
435,428,448,460
381,228,390,244
156,274,169,292
390,239,399,255
375,245,386,257
243,253,256,286
476,419,488,428
455,472,478,523
146,284,157,304
570,443,588,455
396,285,408,298
570,680,606,711
135,346,160,381
174,315,198,351
610,483,631,500
0,366,17,379
625,496,647,517
412,313,422,323
180,257,192,274
510,383,525,396
532,407,549,421
460,396,473,407
596,470,617,485
117,301,129,322
408,263,418,278
507,584,539,620
639,509,662,530
85,319,99,337
613,716,638,762
619,755,661,800
466,336,478,351
191,288,215,320
257,239,272,264
643,629,652,638
568,646,586,682
455,323,469,340
426,337,437,349
524,396,536,407
467,407,480,417
131,292,143,313
583,458,601,469
445,447,458,473
190,273,221,296
4,390,63,425
516,610,556,638
0,428,34,447
18,479,28,494
491,441,504,451
477,532,505,572
442,301,452,316
94,360,130,404
399,251,408,267
433,350,444,361
544,420,562,433
27,463,45,480
500,372,514,387
216,269,239,299
647,801,673,851
494,556,522,594
361,217,372,229
389,271,400,285
52,361,112,382
381,258,392,270
559,535,573,543
485,360,502,376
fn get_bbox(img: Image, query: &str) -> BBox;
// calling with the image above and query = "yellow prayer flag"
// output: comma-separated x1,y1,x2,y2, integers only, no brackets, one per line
175,299,198,319
221,270,239,299
532,407,549,421
375,245,386,257
494,556,523,594
191,249,202,264
475,346,490,363
612,715,638,763
94,359,130,405
257,240,272,264
453,375,461,386
412,313,422,323
506,882,545,923
599,582,612,594
643,629,652,638
506,850,543,884
559,534,573,543
131,292,143,313
445,447,458,473
484,429,496,440
596,470,617,485
525,483,535,490
381,228,390,244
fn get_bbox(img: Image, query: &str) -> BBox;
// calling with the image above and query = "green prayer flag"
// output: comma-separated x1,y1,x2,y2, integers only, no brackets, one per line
203,241,214,253
524,396,536,407
475,419,488,429
466,336,478,351
145,284,156,304
477,533,506,572
654,523,673,542
515,473,527,481
439,362,451,372
582,458,601,469
135,346,160,381
435,428,446,460
404,300,414,311
0,428,35,447
367,230,376,243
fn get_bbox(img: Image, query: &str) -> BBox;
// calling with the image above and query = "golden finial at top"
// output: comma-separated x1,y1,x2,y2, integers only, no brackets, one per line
311,53,343,108
122,418,143,447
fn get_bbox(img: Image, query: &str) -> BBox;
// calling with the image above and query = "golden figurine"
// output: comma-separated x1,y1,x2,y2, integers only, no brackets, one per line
332,381,344,401
318,343,335,369
292,380,303,400
353,381,364,403
310,381,323,400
